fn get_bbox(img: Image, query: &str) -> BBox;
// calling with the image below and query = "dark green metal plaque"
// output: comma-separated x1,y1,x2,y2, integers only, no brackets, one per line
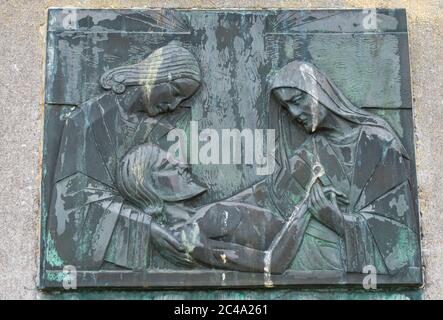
40,8,422,291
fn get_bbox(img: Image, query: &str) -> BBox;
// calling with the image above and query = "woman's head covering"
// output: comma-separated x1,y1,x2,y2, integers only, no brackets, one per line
101,43,201,94
270,60,408,157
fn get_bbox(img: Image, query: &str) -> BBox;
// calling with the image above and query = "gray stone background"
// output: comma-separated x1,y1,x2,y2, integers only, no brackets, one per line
0,0,442,299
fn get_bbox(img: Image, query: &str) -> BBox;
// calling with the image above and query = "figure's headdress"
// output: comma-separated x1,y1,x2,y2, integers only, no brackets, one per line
271,60,408,158
101,43,201,94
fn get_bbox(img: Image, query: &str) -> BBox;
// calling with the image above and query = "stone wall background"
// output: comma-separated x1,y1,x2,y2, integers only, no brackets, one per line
0,0,441,300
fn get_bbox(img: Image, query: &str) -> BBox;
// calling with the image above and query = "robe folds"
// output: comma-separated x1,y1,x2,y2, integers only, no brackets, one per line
49,91,189,270
49,90,419,275
221,125,420,275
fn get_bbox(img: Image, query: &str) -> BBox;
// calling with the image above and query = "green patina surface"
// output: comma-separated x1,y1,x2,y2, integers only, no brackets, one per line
41,289,422,300
39,8,422,299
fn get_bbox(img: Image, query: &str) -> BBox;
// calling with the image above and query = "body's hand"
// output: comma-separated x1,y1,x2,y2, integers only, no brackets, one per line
151,222,195,267
308,182,347,235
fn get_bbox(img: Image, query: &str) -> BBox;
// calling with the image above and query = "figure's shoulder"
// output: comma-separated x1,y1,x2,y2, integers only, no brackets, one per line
360,125,397,146
64,93,116,124
359,125,406,158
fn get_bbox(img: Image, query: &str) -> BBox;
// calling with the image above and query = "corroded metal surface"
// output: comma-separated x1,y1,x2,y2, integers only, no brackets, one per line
40,8,421,289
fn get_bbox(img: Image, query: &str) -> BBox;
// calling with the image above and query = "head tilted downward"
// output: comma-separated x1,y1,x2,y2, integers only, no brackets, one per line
101,43,201,116
271,61,407,142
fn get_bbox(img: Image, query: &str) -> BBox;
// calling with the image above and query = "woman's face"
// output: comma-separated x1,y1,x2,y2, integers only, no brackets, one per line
273,87,327,133
143,78,200,116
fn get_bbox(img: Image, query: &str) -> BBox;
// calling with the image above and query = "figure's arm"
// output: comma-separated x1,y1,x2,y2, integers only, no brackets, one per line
189,217,309,274
105,202,195,269
262,181,349,272
263,179,350,268
187,202,311,274
151,221,197,267
264,204,312,273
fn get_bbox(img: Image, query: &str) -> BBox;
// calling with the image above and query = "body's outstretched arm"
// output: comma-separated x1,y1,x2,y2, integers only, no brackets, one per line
183,202,311,274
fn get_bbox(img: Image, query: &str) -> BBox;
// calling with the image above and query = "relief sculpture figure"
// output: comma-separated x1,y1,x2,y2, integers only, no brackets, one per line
170,61,419,276
267,61,419,275
41,9,422,289
50,52,419,277
49,43,205,270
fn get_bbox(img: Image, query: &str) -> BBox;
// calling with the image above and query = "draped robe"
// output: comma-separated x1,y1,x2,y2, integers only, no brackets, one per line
49,91,190,270
216,125,420,275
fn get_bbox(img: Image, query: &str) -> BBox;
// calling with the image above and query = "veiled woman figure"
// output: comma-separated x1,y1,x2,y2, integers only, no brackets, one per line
177,60,420,278
267,60,420,276
49,43,206,270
